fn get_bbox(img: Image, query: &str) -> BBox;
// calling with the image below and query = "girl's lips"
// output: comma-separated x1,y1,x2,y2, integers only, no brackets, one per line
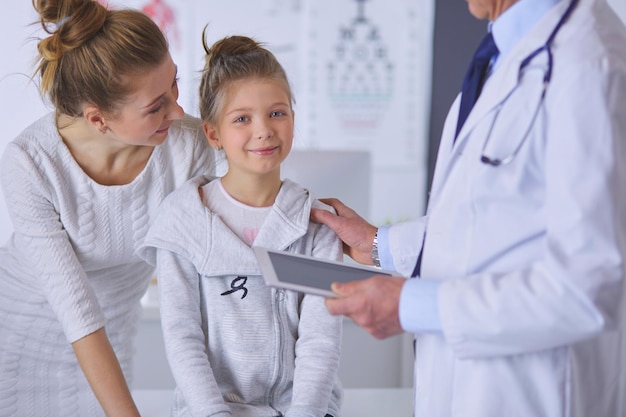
250,146,279,156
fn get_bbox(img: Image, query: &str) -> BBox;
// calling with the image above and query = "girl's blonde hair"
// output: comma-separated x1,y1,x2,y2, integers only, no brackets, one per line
32,0,169,117
198,32,293,124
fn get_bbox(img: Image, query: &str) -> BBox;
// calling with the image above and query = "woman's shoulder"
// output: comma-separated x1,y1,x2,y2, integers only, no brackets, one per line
2,112,65,171
9,112,59,150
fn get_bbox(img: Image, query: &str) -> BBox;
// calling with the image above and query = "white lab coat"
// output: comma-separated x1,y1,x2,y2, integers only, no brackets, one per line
388,0,626,416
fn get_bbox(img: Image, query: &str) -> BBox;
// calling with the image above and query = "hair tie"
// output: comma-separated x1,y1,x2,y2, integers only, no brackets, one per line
56,15,71,30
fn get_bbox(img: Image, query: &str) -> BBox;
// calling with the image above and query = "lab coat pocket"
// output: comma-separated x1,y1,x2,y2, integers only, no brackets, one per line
451,347,567,417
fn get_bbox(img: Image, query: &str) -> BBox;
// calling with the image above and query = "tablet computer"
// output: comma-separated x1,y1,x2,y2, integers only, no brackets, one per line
253,246,400,297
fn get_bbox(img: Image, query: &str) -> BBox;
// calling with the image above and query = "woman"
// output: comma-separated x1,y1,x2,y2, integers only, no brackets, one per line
0,1,215,416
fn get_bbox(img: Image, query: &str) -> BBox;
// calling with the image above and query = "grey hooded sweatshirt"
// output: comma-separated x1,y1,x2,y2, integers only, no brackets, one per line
139,176,343,417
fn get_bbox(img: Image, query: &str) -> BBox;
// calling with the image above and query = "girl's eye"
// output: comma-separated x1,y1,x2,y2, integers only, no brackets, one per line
234,116,249,123
270,111,285,118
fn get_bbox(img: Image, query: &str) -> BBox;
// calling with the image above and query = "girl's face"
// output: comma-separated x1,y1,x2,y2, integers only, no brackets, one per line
102,54,184,147
204,78,294,179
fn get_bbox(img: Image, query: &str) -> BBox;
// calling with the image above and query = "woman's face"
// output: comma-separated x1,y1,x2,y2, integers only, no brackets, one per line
103,54,184,147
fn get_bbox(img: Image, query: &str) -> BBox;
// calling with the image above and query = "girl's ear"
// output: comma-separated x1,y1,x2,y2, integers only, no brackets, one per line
83,104,108,134
202,121,222,150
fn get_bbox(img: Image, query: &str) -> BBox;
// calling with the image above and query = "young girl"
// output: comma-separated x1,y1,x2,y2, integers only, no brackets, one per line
139,35,343,417
0,1,215,416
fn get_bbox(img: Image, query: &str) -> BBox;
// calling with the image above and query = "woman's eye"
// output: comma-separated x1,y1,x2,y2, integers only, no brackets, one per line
149,105,163,114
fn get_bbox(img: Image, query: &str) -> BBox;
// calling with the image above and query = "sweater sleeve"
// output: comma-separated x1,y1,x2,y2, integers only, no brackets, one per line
287,210,343,417
157,249,231,417
0,142,104,343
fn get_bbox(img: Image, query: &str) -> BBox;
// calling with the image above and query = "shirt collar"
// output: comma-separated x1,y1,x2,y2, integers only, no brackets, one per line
491,0,564,64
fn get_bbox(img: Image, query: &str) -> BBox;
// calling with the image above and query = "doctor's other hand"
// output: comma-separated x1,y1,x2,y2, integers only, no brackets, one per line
325,275,407,340
311,198,377,265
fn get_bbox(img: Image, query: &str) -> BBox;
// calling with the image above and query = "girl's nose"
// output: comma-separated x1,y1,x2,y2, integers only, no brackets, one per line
255,121,273,139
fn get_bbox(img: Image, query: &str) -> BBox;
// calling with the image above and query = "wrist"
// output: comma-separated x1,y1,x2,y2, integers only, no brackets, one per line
371,229,381,268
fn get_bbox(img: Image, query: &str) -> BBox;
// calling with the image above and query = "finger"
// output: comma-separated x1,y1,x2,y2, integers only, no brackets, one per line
325,294,358,317
318,197,341,208
330,280,362,296
324,296,345,316
310,207,335,225
320,198,353,217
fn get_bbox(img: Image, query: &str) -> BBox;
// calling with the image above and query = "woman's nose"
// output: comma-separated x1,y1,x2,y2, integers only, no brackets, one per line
167,100,185,121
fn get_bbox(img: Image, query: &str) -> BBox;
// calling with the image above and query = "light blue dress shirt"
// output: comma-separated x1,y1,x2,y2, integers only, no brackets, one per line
380,0,563,334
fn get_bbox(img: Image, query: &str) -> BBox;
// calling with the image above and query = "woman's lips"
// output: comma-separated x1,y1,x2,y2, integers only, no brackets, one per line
155,124,171,135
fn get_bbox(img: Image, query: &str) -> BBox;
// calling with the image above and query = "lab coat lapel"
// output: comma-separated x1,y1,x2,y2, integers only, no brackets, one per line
429,1,568,203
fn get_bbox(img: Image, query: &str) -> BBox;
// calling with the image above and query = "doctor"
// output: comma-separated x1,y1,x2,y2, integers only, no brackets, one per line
312,0,626,416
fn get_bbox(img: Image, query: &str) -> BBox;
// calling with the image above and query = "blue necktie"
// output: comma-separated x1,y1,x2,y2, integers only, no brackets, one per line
412,32,498,278
455,32,499,139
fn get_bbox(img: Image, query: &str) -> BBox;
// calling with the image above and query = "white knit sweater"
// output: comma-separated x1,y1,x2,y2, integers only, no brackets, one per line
0,112,215,417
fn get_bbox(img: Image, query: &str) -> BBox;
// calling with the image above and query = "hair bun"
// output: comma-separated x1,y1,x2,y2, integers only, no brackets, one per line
34,0,107,61
32,0,169,117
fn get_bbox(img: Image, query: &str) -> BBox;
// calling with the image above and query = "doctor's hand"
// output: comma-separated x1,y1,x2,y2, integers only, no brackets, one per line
311,198,377,265
325,275,407,340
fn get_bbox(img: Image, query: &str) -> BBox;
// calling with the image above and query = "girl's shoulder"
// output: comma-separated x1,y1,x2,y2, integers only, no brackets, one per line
138,175,215,265
280,179,336,214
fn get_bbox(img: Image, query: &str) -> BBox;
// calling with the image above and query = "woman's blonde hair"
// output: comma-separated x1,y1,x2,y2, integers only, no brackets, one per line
32,0,169,117
198,32,293,124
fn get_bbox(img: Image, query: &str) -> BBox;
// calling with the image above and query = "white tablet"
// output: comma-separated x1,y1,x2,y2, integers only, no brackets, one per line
253,246,400,297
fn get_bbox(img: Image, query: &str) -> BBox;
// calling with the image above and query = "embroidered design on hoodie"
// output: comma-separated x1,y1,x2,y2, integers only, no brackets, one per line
221,276,248,299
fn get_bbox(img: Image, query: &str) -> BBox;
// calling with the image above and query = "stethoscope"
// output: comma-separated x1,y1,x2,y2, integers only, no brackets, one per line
480,0,579,167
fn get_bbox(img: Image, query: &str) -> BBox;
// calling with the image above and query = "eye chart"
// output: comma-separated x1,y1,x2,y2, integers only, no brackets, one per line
299,0,434,223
